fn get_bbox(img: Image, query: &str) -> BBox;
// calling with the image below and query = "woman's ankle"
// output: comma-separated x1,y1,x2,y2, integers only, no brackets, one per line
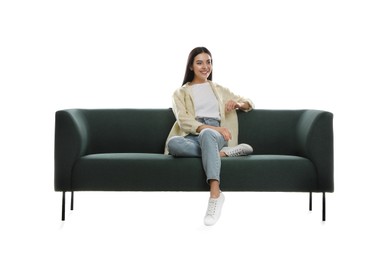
209,180,221,198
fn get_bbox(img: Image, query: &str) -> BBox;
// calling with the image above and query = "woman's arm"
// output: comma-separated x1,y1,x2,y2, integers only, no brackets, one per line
225,100,251,113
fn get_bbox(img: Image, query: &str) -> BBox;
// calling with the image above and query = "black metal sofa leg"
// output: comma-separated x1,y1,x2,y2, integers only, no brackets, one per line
62,191,66,221
309,192,326,221
71,191,74,211
322,192,326,221
61,191,74,221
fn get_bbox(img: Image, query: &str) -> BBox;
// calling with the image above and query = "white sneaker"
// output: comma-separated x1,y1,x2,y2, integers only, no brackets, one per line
221,144,253,157
204,193,225,226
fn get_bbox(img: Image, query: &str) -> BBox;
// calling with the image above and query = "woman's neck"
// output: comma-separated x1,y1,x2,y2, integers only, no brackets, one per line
191,79,208,85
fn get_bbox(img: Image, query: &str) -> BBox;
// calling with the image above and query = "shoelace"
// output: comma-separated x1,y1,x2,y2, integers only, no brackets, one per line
206,199,218,216
227,148,245,157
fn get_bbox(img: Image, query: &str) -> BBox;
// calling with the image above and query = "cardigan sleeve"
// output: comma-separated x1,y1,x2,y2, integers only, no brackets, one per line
172,87,203,135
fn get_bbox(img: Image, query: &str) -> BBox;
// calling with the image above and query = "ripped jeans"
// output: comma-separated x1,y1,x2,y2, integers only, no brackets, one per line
167,118,228,183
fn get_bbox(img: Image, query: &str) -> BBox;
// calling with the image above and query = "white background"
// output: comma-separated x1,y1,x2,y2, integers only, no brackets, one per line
1,0,389,259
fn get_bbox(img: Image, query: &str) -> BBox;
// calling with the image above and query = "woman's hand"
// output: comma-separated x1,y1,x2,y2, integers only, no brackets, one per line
225,100,250,112
216,126,232,141
225,100,239,113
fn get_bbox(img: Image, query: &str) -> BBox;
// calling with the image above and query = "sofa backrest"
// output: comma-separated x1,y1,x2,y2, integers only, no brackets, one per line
79,109,305,155
82,109,176,154
238,109,304,155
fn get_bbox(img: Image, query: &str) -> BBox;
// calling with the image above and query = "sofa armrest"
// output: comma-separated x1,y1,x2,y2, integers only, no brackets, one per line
55,109,89,191
296,110,334,192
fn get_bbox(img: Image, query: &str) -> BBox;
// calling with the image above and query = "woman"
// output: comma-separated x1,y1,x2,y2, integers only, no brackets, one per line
165,47,254,226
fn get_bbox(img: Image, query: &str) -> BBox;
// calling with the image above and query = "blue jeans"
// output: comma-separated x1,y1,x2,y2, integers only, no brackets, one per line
167,118,228,183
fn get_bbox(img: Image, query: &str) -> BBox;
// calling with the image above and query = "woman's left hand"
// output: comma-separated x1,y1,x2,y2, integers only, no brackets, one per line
225,100,240,112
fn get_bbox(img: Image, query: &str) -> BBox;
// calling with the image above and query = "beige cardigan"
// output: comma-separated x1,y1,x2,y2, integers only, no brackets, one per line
164,81,254,154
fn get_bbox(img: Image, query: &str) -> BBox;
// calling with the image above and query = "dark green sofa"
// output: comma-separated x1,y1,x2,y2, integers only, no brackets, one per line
55,109,334,221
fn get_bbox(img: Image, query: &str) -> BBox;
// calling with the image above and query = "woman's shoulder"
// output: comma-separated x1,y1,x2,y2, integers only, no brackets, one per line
209,81,231,92
173,83,191,96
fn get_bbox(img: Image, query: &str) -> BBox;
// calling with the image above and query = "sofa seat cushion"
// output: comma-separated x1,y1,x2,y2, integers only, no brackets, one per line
72,153,317,192
220,155,317,191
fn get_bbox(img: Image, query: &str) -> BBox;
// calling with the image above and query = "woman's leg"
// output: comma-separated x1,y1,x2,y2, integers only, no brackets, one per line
168,130,226,198
209,180,220,198
199,128,227,226
198,128,227,198
167,135,201,157
168,129,226,226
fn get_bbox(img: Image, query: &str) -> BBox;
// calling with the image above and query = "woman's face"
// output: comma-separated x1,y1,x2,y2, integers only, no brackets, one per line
191,52,212,84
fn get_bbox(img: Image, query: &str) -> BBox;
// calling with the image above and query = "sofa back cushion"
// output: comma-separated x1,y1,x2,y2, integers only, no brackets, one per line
84,109,176,154
238,110,303,155
82,109,305,155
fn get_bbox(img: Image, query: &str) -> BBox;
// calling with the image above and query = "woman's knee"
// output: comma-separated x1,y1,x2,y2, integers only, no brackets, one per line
167,136,183,155
199,128,220,140
167,136,201,157
199,128,227,149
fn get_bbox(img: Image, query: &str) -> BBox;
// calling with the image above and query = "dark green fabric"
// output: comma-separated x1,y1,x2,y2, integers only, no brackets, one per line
84,109,176,154
220,155,316,191
55,109,89,191
72,153,208,191
296,110,334,191
55,109,333,193
72,154,316,192
238,110,302,155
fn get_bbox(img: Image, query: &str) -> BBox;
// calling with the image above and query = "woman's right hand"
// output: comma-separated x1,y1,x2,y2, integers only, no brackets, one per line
216,127,232,141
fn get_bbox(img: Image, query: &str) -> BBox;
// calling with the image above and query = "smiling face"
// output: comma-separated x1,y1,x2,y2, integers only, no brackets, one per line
191,52,213,84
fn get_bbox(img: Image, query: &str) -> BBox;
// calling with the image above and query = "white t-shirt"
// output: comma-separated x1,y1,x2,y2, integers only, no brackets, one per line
191,83,220,119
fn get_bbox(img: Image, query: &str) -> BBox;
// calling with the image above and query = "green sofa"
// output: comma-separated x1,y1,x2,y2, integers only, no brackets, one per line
55,109,334,221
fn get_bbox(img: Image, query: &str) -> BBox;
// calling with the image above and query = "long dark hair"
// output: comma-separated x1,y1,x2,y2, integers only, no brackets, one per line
182,47,213,86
